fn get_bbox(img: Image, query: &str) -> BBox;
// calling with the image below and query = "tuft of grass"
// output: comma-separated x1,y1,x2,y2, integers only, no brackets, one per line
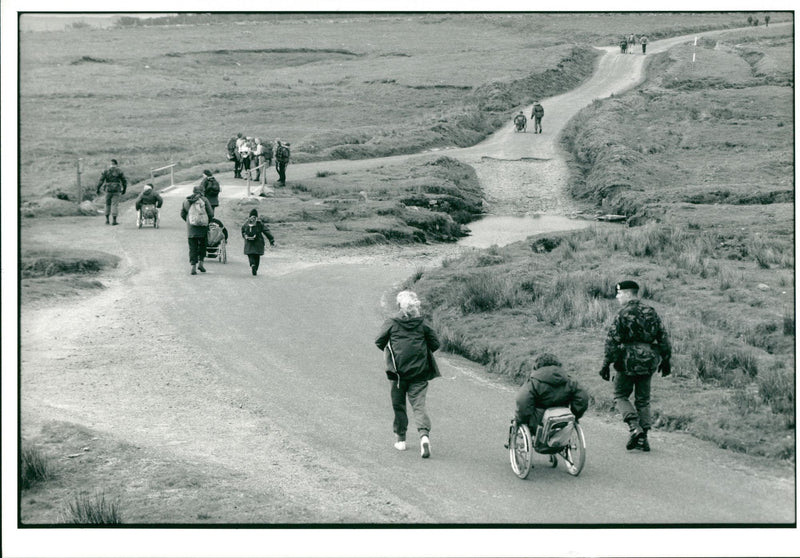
19,444,52,490
63,491,122,524
757,366,795,417
691,339,758,385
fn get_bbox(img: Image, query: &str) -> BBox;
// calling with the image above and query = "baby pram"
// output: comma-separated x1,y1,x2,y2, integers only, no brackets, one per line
205,218,228,263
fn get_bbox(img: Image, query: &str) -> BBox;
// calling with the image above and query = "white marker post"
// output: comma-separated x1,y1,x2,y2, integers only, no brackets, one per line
692,36,698,70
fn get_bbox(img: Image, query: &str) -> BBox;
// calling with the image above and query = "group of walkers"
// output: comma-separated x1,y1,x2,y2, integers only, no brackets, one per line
512,100,545,134
226,133,291,187
376,280,671,459
620,33,648,54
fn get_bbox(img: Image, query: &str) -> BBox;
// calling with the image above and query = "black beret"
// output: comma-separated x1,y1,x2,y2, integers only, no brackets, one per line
616,280,639,292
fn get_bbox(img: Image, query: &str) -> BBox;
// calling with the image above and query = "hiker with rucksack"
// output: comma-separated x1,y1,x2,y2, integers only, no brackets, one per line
640,35,648,54
275,140,291,187
531,101,544,134
599,280,672,452
512,353,589,435
180,184,214,275
375,290,441,459
96,159,128,226
241,208,275,276
254,138,271,184
200,170,221,211
228,133,242,178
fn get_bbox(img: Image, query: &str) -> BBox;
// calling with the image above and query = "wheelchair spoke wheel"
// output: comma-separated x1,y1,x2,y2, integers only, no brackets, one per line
509,424,533,479
562,423,586,476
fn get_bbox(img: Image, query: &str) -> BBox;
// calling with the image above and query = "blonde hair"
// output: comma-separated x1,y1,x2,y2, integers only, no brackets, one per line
396,290,421,318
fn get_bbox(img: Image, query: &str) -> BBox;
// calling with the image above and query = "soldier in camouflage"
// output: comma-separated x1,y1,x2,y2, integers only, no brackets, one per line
600,280,671,452
96,159,128,225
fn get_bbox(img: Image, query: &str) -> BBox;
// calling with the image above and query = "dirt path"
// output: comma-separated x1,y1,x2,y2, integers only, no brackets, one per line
17,28,795,542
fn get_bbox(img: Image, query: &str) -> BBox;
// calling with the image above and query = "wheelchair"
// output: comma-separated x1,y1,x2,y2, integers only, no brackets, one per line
508,406,585,479
137,204,159,228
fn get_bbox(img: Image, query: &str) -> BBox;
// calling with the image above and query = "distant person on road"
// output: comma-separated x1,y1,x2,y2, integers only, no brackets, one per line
640,35,648,54
228,133,242,178
180,184,214,275
531,101,544,134
509,353,589,441
200,170,221,211
241,208,275,276
239,137,253,180
620,37,628,54
254,138,271,184
599,280,672,452
235,134,247,179
134,183,163,222
275,140,291,187
628,33,636,53
96,159,127,226
513,111,527,132
375,290,441,459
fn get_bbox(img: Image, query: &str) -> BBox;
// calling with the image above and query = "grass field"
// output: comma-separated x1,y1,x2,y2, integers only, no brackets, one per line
404,24,794,459
18,12,784,204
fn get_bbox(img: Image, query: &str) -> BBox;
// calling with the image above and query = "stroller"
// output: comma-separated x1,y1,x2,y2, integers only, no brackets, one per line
205,218,228,263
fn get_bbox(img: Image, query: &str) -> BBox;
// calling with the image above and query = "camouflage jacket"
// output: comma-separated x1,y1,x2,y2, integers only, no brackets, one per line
97,167,127,193
603,299,671,370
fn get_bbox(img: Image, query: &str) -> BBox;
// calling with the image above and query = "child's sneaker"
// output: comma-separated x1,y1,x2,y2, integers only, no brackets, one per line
420,436,431,458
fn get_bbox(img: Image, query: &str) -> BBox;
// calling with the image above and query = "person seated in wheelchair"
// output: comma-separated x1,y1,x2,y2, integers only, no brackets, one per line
512,353,589,439
135,183,163,219
513,111,527,131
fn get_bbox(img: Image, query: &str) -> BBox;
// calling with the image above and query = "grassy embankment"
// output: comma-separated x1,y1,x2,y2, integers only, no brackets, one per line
402,25,794,459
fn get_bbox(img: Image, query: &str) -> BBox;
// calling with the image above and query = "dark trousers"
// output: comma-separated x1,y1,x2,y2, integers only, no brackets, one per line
188,237,206,265
390,378,430,440
234,153,242,177
276,161,288,184
104,191,121,217
247,254,261,271
642,44,647,54
241,156,251,178
534,116,543,133
613,372,653,430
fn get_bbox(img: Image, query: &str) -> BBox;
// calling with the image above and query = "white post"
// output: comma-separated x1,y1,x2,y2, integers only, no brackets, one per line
76,158,83,201
170,163,174,186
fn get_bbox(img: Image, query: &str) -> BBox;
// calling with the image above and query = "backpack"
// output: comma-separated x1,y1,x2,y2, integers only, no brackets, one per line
534,407,576,452
623,342,661,375
204,179,220,197
276,145,290,162
187,198,209,227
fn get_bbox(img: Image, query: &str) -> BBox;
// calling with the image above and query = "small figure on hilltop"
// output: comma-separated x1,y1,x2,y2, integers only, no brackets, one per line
620,36,628,54
511,353,589,438
200,170,221,212
513,111,527,132
241,208,275,276
180,184,214,275
531,101,544,134
375,290,441,458
134,183,163,225
640,35,648,54
275,140,291,187
228,133,242,178
628,33,636,53
254,138,271,185
764,15,770,27
599,280,672,452
96,159,127,226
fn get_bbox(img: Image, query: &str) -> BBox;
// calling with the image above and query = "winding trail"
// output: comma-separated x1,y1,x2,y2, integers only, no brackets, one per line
19,25,794,532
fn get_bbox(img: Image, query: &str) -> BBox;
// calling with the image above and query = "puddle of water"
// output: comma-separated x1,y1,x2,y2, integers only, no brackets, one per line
458,215,598,249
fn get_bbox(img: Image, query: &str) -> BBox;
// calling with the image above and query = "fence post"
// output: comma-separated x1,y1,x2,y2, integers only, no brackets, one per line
170,162,174,186
76,158,83,201
150,169,155,184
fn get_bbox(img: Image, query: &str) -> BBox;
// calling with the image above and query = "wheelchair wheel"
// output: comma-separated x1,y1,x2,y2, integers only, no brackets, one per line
561,423,586,476
509,424,533,479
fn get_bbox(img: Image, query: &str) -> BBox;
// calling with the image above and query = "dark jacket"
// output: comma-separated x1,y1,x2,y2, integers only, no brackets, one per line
603,299,671,374
96,166,127,194
515,365,589,424
531,103,544,119
180,193,214,238
201,177,221,207
241,217,275,255
135,189,163,210
375,315,440,383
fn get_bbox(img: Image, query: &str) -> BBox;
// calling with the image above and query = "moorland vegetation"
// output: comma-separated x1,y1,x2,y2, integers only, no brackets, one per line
403,24,794,459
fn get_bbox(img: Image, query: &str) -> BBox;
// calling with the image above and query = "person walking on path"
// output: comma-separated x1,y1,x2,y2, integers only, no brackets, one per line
640,35,648,54
275,140,291,186
180,184,214,275
599,280,672,452
253,138,272,184
531,101,544,134
241,208,275,276
375,290,441,458
96,159,128,225
513,353,589,432
199,170,221,212
228,133,242,178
